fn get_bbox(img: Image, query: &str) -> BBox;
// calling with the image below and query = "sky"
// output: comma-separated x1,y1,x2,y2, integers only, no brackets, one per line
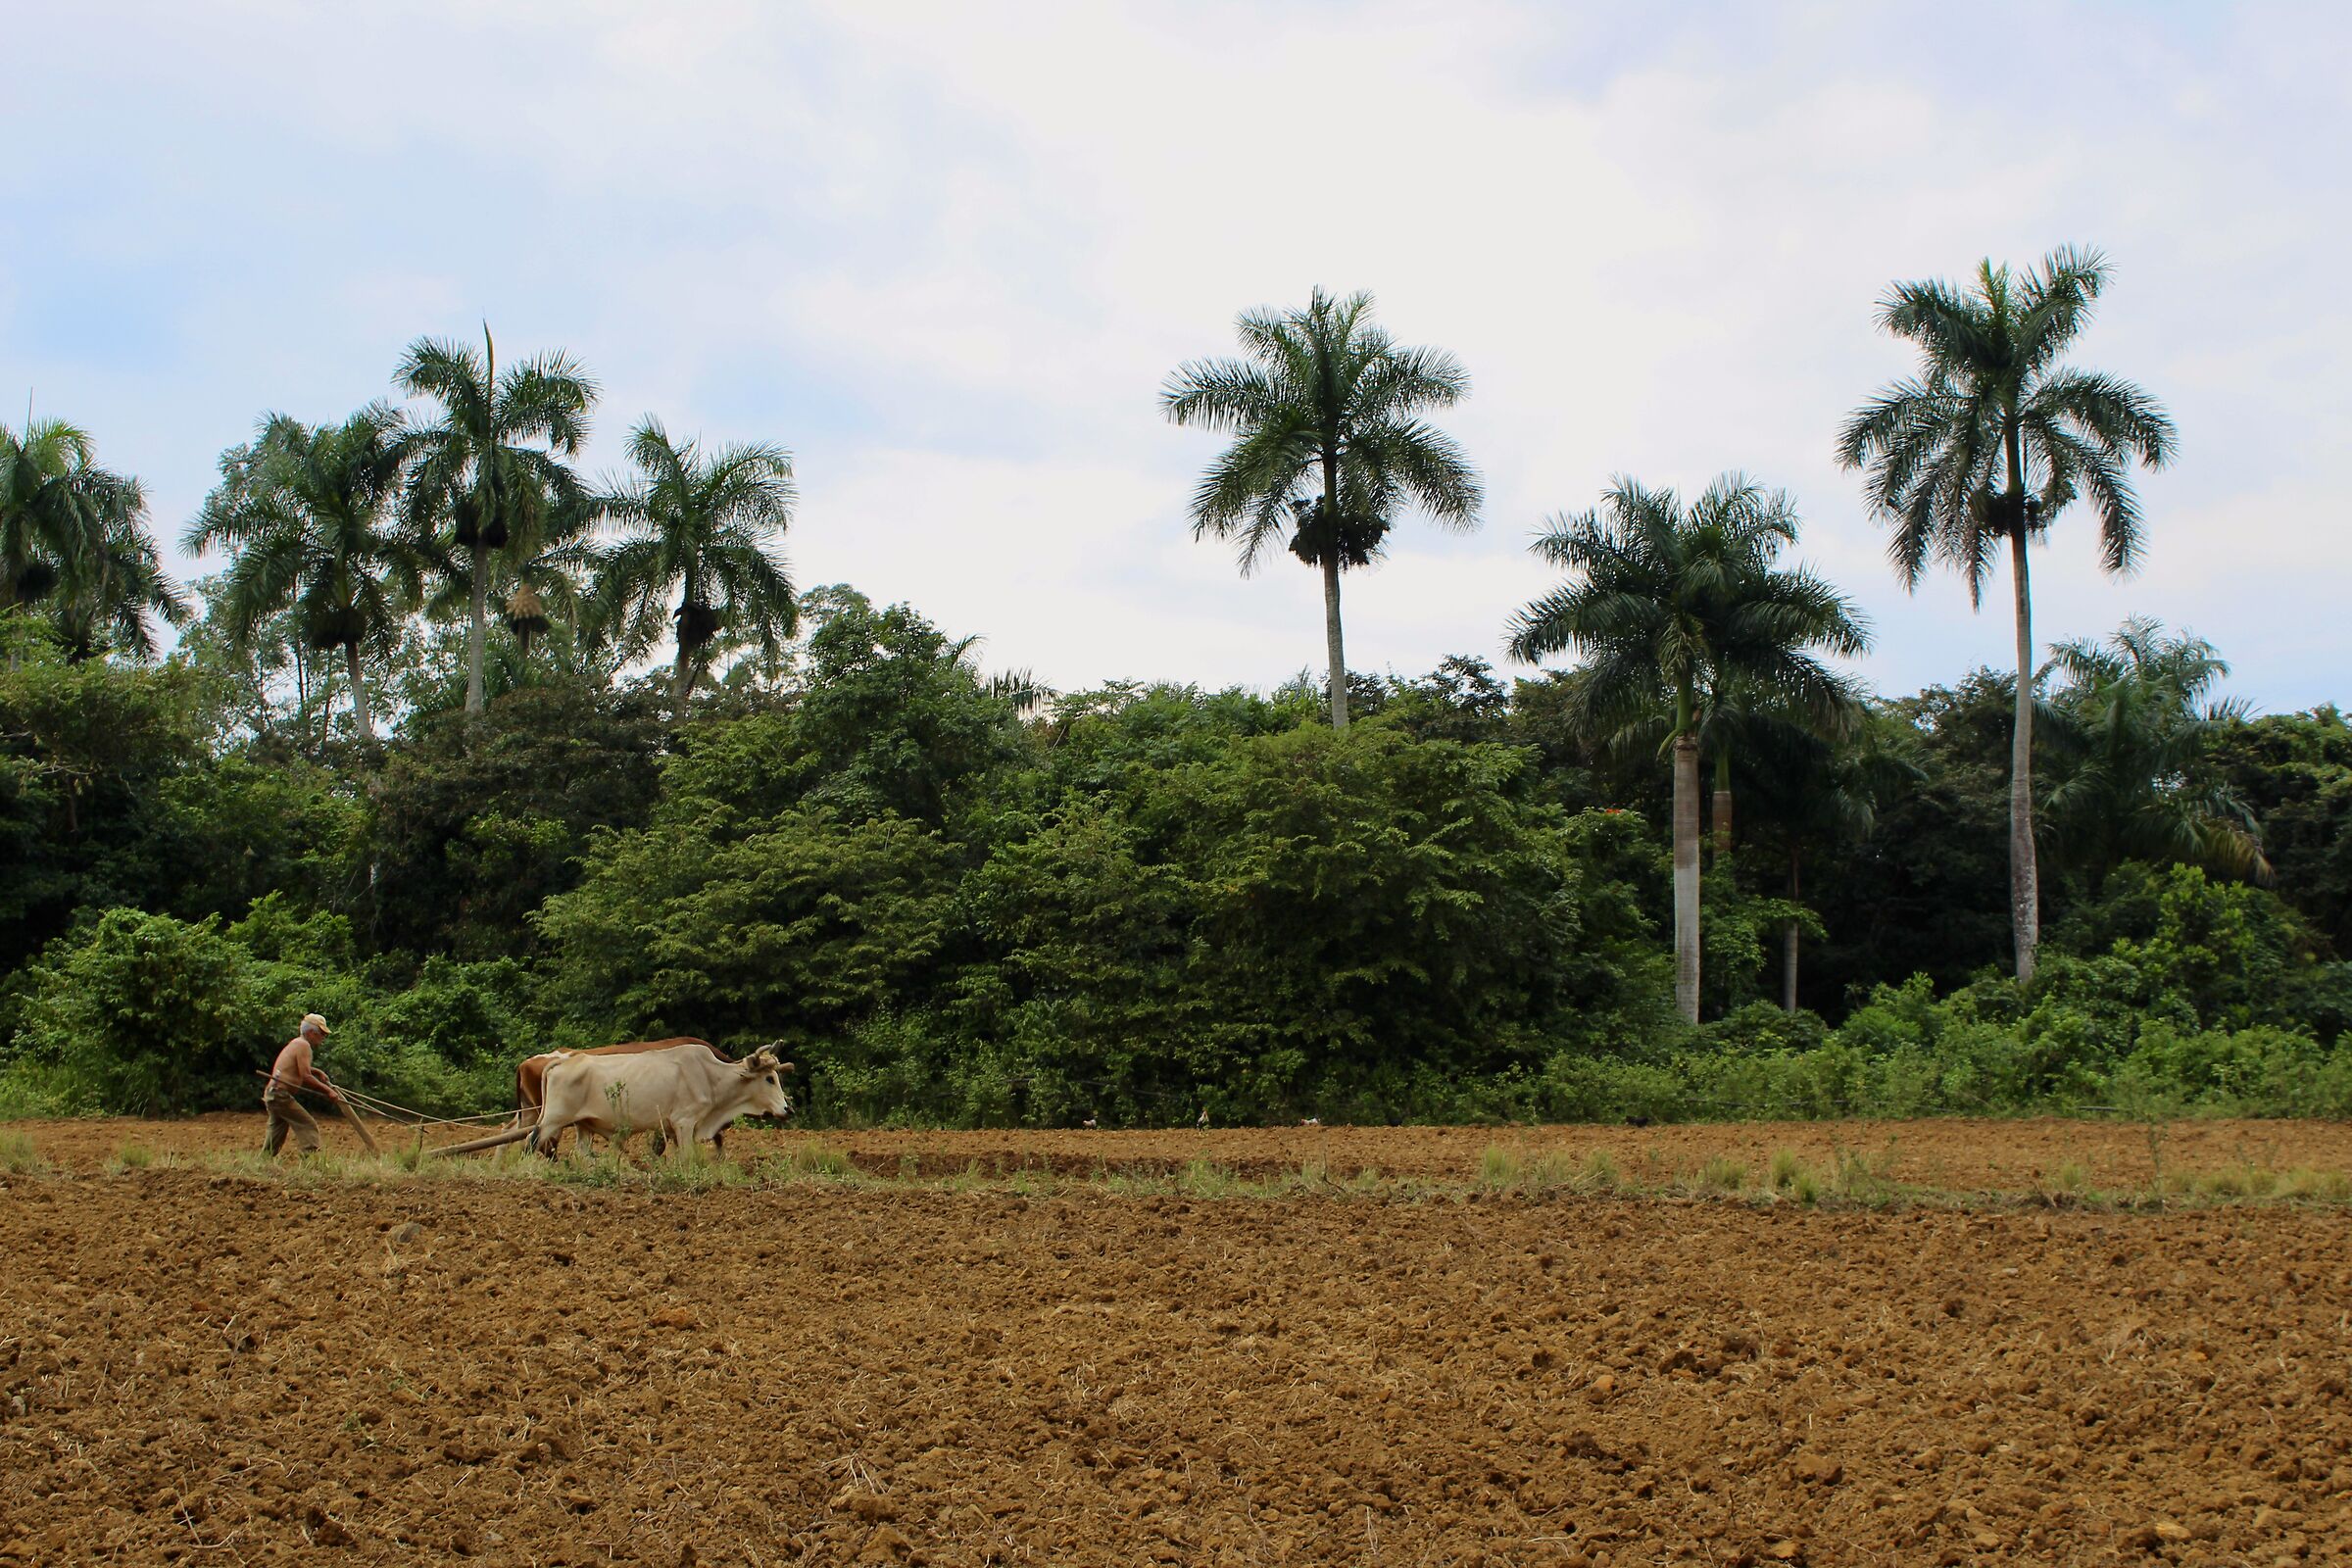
4,0,2346,712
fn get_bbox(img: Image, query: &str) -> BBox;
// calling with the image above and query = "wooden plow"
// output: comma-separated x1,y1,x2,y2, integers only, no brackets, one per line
421,1122,538,1158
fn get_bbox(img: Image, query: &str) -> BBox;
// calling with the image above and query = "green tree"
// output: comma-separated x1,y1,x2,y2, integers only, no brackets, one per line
49,503,190,662
395,326,596,715
2211,707,2352,951
0,641,211,966
366,679,668,958
1737,708,1924,1009
187,406,421,743
583,417,798,717
2039,617,2266,892
1837,246,2176,983
967,726,1652,1123
415,487,596,674
1,419,139,616
1507,475,1868,1023
536,802,956,1049
1,418,184,662
1162,287,1481,728
16,907,265,1114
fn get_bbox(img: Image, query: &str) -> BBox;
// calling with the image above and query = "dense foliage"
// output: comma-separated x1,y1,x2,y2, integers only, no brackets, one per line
1,582,2343,1126
1,269,2341,1128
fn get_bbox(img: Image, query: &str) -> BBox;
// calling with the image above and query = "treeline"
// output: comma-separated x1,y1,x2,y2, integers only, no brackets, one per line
0,590,2345,1125
2,251,2348,1125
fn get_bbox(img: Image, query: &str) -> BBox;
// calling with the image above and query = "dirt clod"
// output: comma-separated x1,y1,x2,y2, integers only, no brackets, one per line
1792,1453,1843,1486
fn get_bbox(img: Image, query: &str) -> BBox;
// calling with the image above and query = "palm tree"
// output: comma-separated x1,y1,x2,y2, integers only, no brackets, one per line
582,417,798,717
49,502,191,662
396,325,595,714
1162,287,1481,728
1,418,148,619
1507,475,1869,1023
418,500,594,672
187,405,421,744
2039,617,2266,892
1837,246,2176,983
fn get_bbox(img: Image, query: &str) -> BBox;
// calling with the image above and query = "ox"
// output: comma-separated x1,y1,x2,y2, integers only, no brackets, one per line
514,1038,731,1156
530,1042,794,1161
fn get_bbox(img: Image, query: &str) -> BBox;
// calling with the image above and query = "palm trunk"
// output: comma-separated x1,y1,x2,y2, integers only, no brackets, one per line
671,638,696,719
344,642,376,746
315,649,335,761
1711,745,1734,858
1782,847,1801,1013
2005,433,2038,985
1672,723,1701,1025
1320,452,1348,730
465,540,489,715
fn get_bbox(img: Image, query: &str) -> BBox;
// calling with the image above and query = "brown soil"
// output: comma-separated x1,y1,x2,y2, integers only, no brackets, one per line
18,1112,2352,1191
2,1126,2349,1564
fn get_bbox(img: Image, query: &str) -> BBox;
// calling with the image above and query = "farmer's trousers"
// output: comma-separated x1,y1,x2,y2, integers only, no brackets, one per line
263,1090,320,1155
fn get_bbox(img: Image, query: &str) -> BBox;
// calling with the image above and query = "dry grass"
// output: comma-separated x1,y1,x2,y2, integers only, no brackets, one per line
47,1136,2346,1213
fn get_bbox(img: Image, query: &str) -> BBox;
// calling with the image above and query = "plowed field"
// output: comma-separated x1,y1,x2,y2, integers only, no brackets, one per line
3,1121,2349,1565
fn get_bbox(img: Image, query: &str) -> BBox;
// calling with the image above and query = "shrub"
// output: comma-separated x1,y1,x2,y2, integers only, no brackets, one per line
1702,1002,1830,1056
17,908,269,1114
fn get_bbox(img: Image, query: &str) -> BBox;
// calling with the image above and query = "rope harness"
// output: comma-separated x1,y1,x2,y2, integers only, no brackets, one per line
256,1070,519,1159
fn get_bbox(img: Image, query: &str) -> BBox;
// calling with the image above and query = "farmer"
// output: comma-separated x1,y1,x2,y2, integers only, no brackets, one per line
263,1012,345,1156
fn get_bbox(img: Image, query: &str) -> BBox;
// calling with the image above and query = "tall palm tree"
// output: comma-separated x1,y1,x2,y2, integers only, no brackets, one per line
2039,616,2266,892
1,418,147,618
187,405,420,743
582,417,798,717
396,325,595,714
1507,475,1869,1023
1162,287,1481,728
1837,246,2176,983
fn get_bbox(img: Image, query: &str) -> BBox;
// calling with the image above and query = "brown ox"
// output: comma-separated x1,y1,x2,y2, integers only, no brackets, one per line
514,1039,734,1156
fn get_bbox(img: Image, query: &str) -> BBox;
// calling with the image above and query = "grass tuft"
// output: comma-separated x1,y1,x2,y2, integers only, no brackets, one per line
0,1131,46,1175
1829,1143,1902,1205
782,1142,857,1180
2278,1167,2352,1201
1693,1155,1747,1195
1175,1158,1239,1200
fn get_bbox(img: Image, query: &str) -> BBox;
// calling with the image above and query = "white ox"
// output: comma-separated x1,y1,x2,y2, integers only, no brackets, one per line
529,1042,794,1159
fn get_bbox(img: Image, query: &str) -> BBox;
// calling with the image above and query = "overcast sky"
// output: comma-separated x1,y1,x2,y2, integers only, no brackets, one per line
5,1,2344,711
